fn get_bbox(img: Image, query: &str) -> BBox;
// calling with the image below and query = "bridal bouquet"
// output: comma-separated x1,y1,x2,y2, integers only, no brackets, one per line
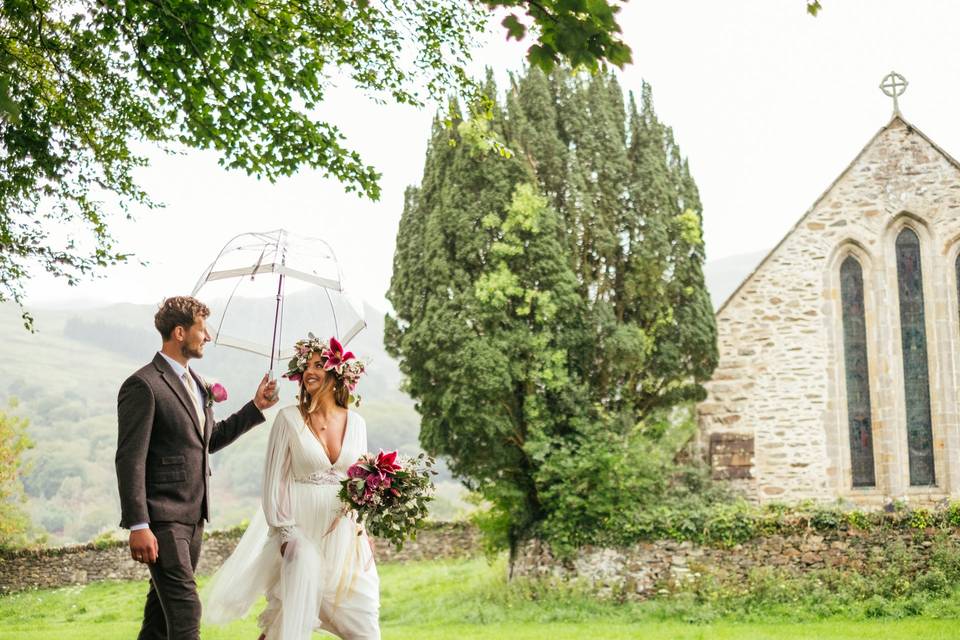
339,450,436,550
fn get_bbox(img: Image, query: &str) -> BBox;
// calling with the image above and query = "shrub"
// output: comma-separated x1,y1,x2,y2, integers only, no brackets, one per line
863,594,891,618
910,508,932,530
809,506,844,530
913,568,950,596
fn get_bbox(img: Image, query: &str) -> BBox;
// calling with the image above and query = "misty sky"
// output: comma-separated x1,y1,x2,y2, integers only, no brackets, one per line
24,0,960,312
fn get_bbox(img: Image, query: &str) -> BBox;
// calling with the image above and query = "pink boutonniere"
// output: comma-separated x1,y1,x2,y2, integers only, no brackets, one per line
203,381,228,408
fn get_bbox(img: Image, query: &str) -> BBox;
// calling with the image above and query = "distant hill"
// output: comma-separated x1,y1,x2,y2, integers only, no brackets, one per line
704,250,768,310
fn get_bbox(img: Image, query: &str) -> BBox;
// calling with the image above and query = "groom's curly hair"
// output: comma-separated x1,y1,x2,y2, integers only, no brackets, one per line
155,296,210,340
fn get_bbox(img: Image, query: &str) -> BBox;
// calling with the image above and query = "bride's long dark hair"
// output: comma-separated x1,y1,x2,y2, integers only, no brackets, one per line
297,370,349,420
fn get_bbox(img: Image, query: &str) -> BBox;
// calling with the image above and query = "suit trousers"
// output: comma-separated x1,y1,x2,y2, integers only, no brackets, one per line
138,521,205,640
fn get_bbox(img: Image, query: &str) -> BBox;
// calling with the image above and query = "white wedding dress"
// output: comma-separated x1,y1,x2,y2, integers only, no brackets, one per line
204,406,380,639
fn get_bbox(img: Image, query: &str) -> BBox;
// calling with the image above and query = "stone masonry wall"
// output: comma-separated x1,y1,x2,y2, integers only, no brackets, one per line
513,526,958,600
0,522,479,595
698,117,960,505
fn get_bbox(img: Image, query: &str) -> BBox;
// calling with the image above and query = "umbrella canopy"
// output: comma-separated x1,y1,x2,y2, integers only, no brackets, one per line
191,229,365,371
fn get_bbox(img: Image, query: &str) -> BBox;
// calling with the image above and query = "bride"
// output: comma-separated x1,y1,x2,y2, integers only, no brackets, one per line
204,335,380,639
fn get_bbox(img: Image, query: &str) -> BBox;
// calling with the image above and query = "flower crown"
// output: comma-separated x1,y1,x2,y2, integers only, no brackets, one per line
283,333,366,405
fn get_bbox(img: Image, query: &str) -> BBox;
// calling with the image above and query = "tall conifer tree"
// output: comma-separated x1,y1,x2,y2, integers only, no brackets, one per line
387,69,717,549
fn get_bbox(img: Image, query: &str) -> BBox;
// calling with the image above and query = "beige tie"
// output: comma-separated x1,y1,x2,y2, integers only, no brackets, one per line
181,372,204,424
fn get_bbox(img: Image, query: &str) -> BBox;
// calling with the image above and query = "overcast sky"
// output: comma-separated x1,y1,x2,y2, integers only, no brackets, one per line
25,0,960,312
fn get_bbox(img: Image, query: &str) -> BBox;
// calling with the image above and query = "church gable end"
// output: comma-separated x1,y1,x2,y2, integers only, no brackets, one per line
700,116,960,506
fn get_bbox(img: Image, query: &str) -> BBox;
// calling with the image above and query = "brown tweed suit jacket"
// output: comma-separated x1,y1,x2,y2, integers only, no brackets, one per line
115,353,265,528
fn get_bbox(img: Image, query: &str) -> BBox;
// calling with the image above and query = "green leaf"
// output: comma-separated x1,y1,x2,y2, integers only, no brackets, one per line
527,44,558,72
502,14,526,41
0,78,21,125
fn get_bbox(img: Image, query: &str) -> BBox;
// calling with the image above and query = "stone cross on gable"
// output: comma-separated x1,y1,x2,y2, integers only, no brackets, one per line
880,71,908,116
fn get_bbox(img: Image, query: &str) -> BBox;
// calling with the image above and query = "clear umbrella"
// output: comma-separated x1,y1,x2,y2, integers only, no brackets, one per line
191,229,366,379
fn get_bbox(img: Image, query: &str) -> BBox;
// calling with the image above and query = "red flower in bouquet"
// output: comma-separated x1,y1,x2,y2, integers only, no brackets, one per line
347,463,369,480
365,473,393,502
372,450,402,477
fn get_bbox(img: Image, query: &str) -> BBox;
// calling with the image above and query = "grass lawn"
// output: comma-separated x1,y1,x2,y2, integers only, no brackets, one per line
2,556,960,639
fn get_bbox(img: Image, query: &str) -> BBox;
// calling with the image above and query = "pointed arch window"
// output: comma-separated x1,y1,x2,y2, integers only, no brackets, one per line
956,252,960,330
896,228,935,486
840,256,876,487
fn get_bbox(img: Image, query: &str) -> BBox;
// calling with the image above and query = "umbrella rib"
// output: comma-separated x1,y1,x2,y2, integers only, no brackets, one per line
322,285,340,340
227,244,267,352
215,271,246,345
250,245,267,277
190,262,214,298
192,230,252,297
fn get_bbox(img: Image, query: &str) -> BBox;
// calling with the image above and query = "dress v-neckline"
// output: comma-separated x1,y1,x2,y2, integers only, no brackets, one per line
302,409,351,466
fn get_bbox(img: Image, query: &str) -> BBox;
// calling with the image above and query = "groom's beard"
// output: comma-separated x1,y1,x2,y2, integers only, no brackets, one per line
181,343,204,360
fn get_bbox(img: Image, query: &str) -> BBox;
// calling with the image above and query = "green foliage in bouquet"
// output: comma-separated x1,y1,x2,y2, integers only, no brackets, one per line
339,451,437,551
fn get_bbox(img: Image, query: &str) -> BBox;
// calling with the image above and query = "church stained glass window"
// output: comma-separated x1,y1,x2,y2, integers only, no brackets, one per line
840,256,876,487
896,228,935,486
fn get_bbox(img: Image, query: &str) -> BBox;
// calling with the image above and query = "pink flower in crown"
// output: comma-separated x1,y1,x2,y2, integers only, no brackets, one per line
343,371,358,391
321,337,355,374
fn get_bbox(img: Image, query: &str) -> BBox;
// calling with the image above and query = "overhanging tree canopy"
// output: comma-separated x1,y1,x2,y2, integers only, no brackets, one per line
0,0,633,328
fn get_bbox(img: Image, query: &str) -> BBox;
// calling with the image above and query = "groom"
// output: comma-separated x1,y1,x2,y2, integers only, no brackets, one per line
115,296,278,640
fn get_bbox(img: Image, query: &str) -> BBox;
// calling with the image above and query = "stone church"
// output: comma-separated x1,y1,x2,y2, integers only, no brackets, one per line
699,104,960,507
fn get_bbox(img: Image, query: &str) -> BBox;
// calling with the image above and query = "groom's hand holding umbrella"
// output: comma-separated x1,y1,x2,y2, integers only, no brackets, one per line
254,374,279,411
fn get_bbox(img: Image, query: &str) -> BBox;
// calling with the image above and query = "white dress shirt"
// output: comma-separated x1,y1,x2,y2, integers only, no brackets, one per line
158,351,203,407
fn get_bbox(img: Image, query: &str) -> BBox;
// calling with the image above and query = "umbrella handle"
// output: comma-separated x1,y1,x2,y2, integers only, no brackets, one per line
267,369,280,402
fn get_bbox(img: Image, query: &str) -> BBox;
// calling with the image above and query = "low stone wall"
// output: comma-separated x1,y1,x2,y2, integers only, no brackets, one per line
0,521,479,594
513,526,959,599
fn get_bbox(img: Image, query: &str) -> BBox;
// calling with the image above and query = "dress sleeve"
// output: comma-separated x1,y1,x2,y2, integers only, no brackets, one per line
358,412,368,453
262,410,296,542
